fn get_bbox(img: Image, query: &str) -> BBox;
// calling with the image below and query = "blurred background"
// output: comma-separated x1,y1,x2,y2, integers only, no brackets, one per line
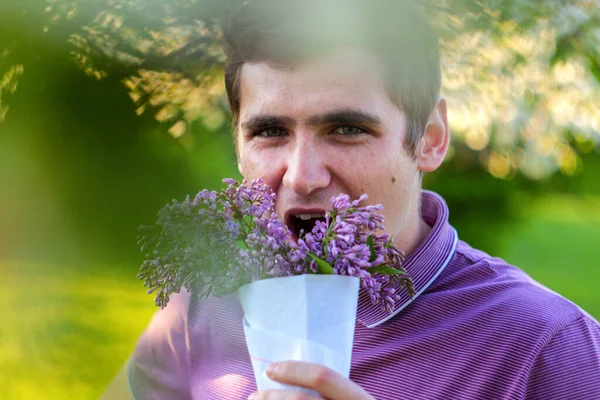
1,0,599,398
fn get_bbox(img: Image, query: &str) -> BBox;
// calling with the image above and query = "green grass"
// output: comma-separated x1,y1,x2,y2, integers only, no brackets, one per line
1,194,599,399
499,194,600,320
0,262,156,399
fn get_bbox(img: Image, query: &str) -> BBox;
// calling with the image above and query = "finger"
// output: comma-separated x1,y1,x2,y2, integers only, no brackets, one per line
248,389,323,400
265,361,374,400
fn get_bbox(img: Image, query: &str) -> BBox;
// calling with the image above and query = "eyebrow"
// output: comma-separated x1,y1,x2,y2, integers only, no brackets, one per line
241,115,295,132
307,109,382,127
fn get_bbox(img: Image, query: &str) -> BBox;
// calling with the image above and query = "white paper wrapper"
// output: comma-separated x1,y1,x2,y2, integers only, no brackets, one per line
238,274,360,394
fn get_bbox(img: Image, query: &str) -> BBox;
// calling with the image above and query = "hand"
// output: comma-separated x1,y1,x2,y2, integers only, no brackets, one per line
248,361,375,400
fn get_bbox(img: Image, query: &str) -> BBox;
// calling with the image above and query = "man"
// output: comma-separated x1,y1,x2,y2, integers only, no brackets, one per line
123,0,600,399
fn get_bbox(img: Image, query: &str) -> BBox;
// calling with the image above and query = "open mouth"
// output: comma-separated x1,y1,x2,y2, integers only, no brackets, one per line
285,212,327,241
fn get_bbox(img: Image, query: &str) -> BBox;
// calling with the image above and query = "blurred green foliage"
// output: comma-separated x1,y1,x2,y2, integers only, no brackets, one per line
0,0,599,399
0,15,238,264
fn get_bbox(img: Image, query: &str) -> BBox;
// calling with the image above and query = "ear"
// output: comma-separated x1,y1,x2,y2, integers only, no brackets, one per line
417,97,450,173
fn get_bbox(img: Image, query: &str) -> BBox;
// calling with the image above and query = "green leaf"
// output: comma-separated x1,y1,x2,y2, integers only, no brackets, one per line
307,252,334,274
367,266,407,276
384,236,394,249
366,234,377,262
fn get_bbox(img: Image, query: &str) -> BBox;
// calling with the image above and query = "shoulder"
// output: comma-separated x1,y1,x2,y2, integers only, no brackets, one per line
428,240,600,396
431,240,597,337
128,291,192,400
526,310,600,398
134,290,191,349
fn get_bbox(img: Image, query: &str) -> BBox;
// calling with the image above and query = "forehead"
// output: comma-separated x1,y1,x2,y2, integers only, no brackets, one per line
238,49,397,120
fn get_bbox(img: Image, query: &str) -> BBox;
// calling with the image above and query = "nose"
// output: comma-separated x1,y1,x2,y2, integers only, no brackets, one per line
282,138,331,196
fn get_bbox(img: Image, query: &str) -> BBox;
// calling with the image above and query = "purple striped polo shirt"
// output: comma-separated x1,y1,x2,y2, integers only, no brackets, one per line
129,190,600,399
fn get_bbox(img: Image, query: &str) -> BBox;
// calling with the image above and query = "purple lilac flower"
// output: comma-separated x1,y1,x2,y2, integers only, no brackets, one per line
138,178,414,313
298,192,414,313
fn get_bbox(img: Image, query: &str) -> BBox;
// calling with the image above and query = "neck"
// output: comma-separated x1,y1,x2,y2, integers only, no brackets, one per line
392,182,432,257
394,216,432,257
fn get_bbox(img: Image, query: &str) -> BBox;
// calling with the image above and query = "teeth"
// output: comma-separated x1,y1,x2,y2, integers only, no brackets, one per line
295,213,325,220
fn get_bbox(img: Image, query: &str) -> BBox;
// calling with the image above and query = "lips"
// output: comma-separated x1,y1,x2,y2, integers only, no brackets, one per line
284,208,327,240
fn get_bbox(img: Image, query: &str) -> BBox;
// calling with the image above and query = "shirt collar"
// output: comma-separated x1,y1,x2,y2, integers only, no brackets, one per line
357,190,458,328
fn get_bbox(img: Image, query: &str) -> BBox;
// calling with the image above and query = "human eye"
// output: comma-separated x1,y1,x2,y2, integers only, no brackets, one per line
255,127,288,138
333,126,368,136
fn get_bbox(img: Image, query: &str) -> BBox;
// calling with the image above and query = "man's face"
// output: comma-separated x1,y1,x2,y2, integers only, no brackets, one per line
236,49,424,248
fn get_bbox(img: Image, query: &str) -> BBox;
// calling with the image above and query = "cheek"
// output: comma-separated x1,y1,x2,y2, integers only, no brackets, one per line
341,149,404,191
357,154,417,227
239,150,284,187
329,147,378,189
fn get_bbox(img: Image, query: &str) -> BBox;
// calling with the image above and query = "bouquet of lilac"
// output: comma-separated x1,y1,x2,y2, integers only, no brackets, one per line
138,178,414,314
